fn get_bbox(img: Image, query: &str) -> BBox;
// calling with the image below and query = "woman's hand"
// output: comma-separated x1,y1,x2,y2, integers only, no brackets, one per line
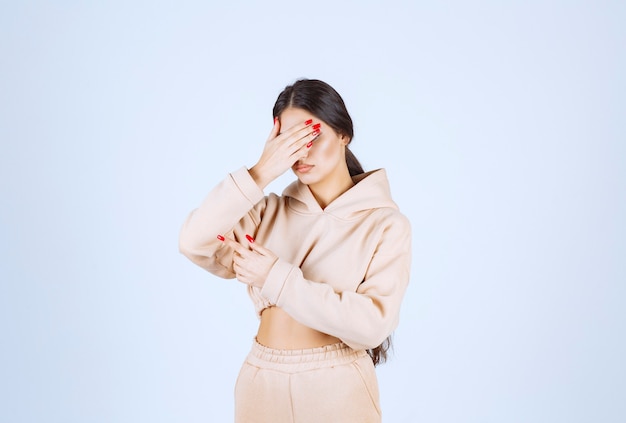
218,234,278,289
249,118,320,189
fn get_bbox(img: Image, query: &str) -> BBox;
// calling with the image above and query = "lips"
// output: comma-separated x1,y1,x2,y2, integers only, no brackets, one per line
294,164,314,173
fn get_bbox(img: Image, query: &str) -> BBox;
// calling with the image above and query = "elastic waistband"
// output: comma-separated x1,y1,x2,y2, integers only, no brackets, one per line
245,339,368,372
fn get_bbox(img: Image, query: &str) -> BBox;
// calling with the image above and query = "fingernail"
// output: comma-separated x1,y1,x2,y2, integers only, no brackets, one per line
305,119,313,125
217,235,225,241
307,141,313,148
312,129,321,136
312,123,321,130
274,117,278,125
245,234,255,243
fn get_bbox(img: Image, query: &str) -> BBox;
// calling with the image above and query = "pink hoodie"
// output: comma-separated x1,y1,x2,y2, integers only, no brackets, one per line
179,167,411,350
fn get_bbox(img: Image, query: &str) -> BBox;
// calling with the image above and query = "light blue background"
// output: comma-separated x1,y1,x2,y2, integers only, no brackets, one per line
1,1,624,422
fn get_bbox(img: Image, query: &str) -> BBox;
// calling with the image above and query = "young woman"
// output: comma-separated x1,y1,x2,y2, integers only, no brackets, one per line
179,79,411,422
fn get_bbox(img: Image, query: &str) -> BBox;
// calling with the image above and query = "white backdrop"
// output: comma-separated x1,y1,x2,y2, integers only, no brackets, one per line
1,1,624,422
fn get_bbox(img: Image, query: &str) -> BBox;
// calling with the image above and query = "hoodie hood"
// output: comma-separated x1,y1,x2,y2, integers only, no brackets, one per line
282,169,399,219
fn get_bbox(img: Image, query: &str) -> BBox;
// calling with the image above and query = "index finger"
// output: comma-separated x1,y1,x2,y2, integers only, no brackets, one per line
219,235,251,255
274,118,315,142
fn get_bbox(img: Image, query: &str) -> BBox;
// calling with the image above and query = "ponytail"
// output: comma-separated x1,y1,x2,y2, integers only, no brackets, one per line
345,146,364,177
346,145,392,366
368,336,392,366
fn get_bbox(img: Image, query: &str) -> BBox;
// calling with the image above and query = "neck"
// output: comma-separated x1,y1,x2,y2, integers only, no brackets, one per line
308,166,354,209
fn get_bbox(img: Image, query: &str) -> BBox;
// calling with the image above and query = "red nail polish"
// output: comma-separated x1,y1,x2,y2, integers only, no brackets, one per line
245,234,255,243
274,117,278,124
312,123,321,130
217,235,225,241
307,141,313,148
312,129,320,136
304,119,313,125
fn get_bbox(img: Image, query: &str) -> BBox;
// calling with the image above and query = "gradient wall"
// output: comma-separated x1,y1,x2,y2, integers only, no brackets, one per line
1,1,624,422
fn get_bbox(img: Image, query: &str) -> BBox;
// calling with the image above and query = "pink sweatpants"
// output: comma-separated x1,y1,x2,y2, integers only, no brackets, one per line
234,339,382,423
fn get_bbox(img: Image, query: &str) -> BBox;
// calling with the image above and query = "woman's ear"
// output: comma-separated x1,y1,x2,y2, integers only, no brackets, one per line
340,134,351,146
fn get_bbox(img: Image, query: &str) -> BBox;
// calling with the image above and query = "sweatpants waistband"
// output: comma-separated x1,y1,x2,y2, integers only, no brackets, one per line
246,339,368,372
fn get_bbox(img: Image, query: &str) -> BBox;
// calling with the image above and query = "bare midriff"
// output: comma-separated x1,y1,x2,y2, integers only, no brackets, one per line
257,306,342,349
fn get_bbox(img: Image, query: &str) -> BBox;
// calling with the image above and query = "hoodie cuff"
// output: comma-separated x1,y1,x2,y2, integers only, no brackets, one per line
230,167,265,206
260,258,294,304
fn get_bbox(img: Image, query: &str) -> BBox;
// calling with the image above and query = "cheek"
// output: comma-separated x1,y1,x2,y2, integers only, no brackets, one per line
310,137,340,161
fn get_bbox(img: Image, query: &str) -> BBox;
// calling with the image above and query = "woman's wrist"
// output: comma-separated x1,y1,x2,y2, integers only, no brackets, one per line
248,165,272,190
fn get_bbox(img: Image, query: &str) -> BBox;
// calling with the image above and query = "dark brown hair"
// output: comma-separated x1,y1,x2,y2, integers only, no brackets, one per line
273,78,392,366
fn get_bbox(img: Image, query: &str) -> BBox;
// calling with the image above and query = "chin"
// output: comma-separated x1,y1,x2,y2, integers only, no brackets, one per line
295,172,320,186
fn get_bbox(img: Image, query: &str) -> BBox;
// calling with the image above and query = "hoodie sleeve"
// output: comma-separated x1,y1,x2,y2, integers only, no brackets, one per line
179,167,266,278
260,212,412,351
